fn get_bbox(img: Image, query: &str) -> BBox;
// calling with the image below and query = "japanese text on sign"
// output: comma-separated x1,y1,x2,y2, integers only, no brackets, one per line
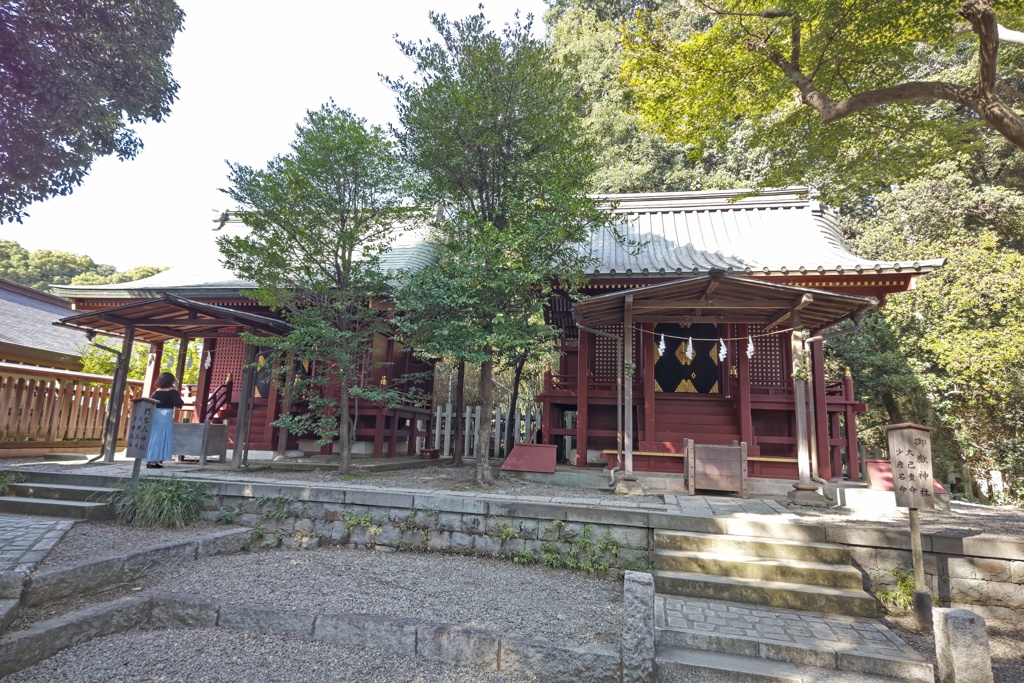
885,424,936,510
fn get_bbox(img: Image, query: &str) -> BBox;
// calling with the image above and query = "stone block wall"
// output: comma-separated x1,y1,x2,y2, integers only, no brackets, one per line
202,482,654,574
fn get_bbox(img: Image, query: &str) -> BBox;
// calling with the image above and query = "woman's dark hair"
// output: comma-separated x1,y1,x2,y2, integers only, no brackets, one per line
155,372,177,389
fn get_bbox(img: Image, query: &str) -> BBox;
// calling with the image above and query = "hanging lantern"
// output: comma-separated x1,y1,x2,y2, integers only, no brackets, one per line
747,335,755,360
718,338,727,362
685,337,694,360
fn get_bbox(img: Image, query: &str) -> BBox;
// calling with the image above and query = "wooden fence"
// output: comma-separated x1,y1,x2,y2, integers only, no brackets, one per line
0,362,143,453
432,403,542,458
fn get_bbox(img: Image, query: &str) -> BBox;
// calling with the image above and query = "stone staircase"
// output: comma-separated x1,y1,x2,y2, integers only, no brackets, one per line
652,528,933,682
0,471,117,520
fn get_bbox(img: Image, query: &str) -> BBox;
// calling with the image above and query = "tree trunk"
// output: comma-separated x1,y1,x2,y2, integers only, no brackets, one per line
504,355,527,457
452,360,465,466
880,391,904,425
338,380,351,475
476,350,495,486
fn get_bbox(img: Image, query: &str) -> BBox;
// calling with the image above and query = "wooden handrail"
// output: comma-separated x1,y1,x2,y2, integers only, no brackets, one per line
201,375,233,423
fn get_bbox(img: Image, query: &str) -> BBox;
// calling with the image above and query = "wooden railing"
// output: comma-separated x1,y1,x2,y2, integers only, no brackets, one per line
0,362,142,449
198,375,232,423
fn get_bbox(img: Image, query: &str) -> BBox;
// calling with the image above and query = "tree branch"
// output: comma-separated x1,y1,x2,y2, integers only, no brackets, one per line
960,0,999,96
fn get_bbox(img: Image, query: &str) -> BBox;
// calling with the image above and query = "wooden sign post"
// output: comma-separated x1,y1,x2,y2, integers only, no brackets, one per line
885,422,936,630
126,398,159,492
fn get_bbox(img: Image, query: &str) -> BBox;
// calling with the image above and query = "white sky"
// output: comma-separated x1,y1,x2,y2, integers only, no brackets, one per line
8,1,549,270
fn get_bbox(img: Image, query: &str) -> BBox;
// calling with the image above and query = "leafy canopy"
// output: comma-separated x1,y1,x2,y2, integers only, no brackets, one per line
218,102,419,471
621,1,1024,202
1,0,185,221
0,239,165,290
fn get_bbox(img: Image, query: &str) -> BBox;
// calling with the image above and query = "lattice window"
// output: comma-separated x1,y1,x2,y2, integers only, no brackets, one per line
749,323,787,384
210,337,244,390
593,325,630,378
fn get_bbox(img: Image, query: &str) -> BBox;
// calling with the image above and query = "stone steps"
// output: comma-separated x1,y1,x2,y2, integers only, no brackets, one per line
655,646,912,683
654,597,932,683
655,549,864,590
8,482,117,503
653,529,851,564
0,600,18,635
655,570,880,618
0,496,112,520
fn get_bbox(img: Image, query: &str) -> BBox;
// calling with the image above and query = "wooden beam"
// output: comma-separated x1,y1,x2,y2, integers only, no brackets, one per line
767,294,814,329
624,294,634,475
231,342,258,469
633,314,773,324
101,325,135,462
630,300,801,311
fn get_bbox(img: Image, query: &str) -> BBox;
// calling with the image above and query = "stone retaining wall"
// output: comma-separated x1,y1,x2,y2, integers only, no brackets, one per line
198,481,1024,621
203,482,653,573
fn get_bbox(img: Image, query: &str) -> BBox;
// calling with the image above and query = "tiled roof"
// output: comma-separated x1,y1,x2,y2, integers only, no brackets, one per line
585,188,945,278
0,278,86,361
50,222,438,299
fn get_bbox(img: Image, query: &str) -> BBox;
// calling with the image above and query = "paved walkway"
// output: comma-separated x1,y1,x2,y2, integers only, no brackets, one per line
657,594,920,660
0,513,73,571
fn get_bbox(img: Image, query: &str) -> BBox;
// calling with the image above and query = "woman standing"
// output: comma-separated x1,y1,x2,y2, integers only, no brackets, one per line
145,372,183,469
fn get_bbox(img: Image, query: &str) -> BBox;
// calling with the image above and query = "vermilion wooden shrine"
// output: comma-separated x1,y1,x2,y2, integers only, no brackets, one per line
51,229,435,464
536,189,943,481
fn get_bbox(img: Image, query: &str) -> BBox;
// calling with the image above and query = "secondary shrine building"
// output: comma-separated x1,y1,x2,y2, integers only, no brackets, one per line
536,189,943,481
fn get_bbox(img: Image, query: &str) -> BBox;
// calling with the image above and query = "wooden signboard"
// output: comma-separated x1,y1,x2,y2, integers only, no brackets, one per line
126,398,159,460
885,423,936,511
687,439,748,498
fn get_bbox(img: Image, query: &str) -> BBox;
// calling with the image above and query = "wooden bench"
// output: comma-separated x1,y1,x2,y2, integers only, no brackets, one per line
686,438,748,498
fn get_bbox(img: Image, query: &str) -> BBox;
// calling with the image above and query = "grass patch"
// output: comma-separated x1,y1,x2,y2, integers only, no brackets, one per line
876,567,939,612
108,477,209,528
0,471,25,495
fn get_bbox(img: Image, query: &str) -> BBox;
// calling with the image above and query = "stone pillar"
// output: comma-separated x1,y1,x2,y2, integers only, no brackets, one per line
622,570,654,683
934,607,994,683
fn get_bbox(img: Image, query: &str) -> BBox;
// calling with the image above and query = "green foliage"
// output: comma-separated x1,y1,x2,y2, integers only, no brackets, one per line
0,471,25,494
257,494,296,522
510,549,539,565
78,337,199,384
876,567,939,612
619,1,1024,203
626,558,654,574
1,1,184,221
828,168,1024,500
539,524,620,573
219,102,422,473
0,240,165,291
390,10,609,478
217,503,243,525
108,477,208,528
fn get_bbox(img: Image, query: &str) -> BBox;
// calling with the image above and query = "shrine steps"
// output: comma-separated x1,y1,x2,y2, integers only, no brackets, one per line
0,479,116,520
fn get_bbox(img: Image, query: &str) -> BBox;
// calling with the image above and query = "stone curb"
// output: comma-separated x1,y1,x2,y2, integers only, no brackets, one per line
20,527,253,607
0,593,624,681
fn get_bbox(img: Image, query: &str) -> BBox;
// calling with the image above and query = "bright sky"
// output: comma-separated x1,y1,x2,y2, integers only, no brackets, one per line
8,1,549,270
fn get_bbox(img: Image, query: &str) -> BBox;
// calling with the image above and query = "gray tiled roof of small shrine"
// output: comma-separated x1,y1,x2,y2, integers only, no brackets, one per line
0,278,86,357
585,188,945,278
49,222,438,299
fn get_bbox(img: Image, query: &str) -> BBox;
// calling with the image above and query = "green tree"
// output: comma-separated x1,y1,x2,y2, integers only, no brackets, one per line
390,10,606,484
79,337,199,385
70,266,166,286
1,0,184,221
830,169,1024,501
621,1,1024,202
219,102,418,474
0,239,165,290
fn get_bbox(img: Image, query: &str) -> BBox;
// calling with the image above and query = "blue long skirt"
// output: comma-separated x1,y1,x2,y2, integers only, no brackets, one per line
145,408,174,462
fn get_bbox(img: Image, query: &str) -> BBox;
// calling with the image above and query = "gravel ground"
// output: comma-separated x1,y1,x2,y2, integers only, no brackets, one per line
3,628,536,683
884,612,1024,683
141,546,622,644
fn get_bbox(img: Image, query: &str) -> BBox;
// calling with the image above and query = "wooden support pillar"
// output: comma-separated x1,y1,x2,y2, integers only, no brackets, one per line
174,337,190,386
624,295,634,475
843,368,861,480
830,411,844,476
102,325,135,462
575,329,591,467
193,338,214,423
642,323,655,442
143,341,164,397
230,341,258,469
787,314,826,505
737,323,754,451
275,355,295,455
811,339,831,479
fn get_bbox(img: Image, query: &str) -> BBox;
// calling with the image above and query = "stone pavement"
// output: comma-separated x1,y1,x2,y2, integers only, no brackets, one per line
657,594,917,659
0,513,73,571
663,493,794,518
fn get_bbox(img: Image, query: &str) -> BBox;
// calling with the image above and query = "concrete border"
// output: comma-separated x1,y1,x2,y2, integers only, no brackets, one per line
0,593,623,681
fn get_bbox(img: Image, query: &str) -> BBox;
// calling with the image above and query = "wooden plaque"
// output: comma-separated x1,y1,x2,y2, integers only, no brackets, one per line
885,423,936,510
125,398,159,460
